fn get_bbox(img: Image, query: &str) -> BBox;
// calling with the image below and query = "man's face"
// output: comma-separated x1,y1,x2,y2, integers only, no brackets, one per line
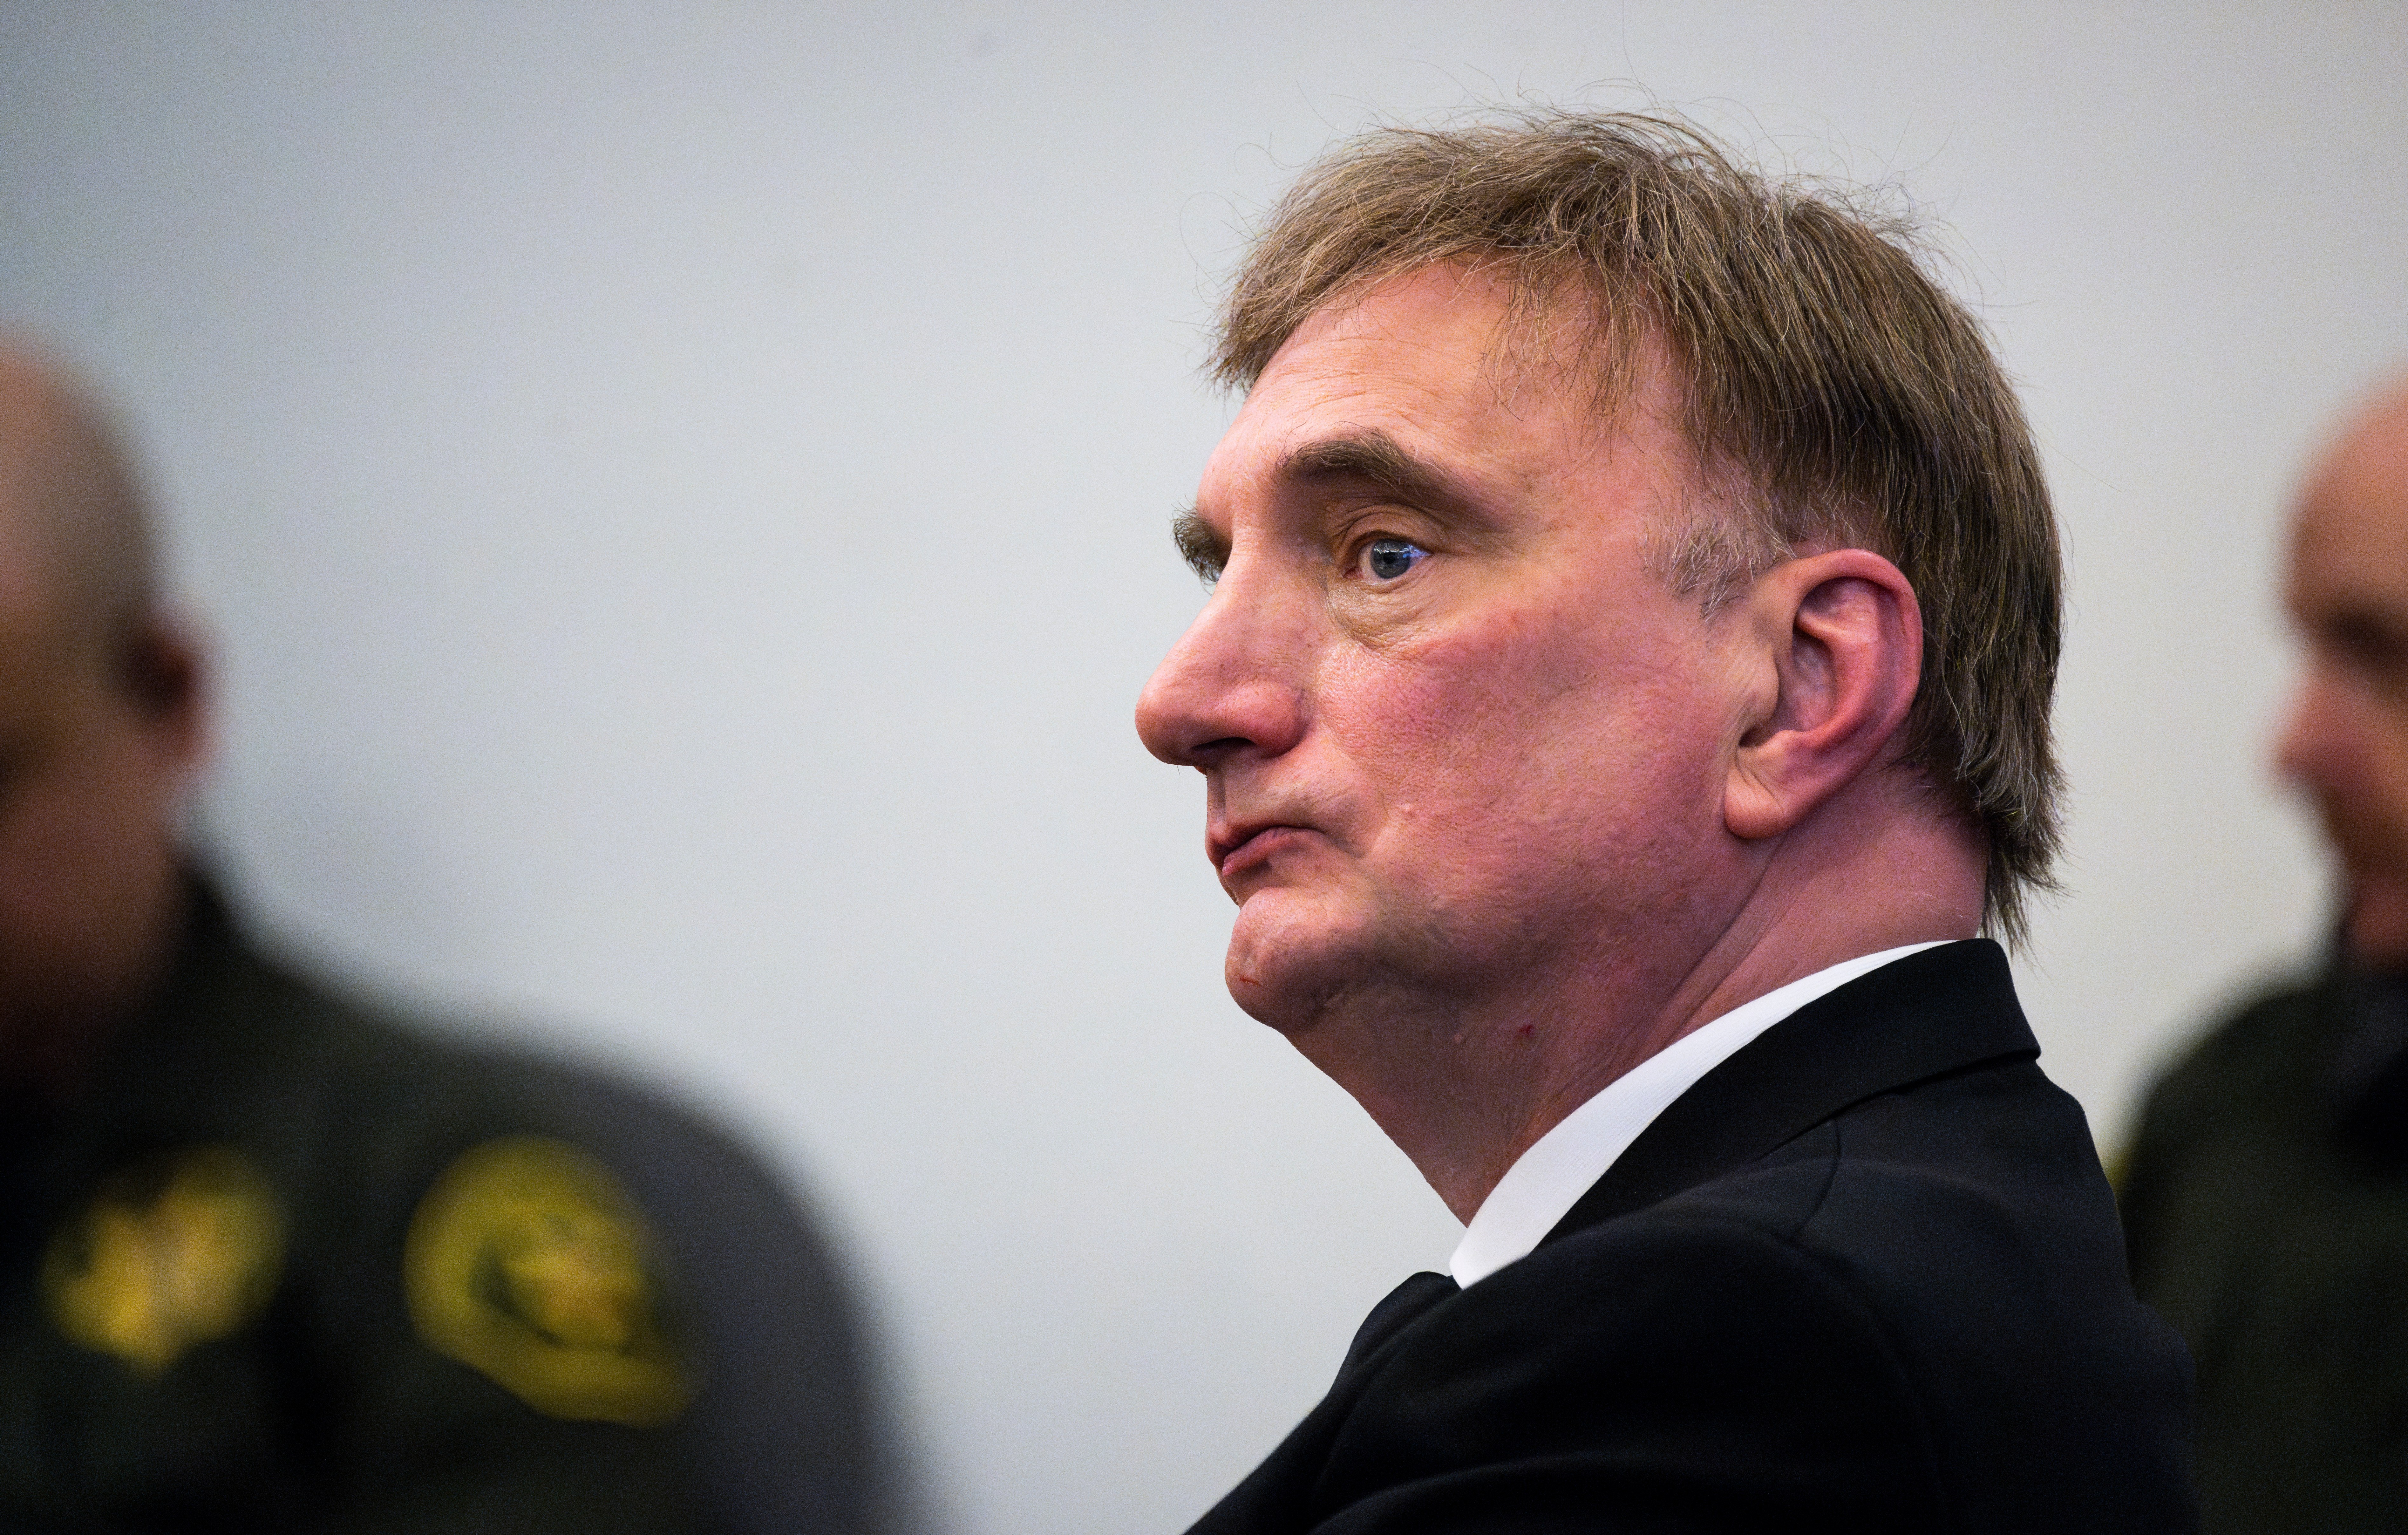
0,563,194,1061
2278,392,2408,967
1135,266,1752,1036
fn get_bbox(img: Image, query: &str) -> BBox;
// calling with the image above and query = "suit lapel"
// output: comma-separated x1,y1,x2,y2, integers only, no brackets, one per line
1542,939,2040,1241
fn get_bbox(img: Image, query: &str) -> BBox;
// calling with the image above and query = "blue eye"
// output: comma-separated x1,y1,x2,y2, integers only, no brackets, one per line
1361,537,1428,582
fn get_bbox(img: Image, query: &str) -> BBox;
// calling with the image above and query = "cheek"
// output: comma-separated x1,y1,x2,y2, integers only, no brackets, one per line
1322,615,1726,853
0,747,173,926
0,780,127,916
2303,683,2408,813
2367,693,2408,784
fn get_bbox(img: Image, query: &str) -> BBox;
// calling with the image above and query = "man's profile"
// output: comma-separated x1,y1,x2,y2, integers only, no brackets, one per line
2120,375,2408,1533
0,340,885,1534
1137,111,2195,1531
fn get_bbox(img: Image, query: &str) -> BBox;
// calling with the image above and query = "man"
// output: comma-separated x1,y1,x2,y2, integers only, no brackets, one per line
0,342,885,1533
1136,112,2195,1531
2120,377,2408,1534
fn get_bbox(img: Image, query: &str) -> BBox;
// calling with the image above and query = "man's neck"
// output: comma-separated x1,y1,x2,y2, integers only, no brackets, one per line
0,870,190,1105
1301,794,1987,1221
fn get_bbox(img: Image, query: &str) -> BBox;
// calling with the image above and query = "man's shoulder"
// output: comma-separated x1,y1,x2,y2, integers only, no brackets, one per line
1532,1050,2126,1321
180,891,724,1162
2117,964,2336,1265
1458,1170,1923,1355
1297,1163,2187,1535
1189,952,2199,1535
1441,1056,2188,1529
2134,967,2331,1143
1212,1211,1947,1535
1806,1053,2122,1267
148,882,487,1113
1518,940,2135,1349
2116,959,2395,1314
137,886,884,1533
135,883,822,1336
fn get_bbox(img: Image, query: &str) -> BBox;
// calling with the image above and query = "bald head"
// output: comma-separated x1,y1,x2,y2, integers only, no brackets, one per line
0,342,202,1088
2300,381,2408,548
2277,376,2408,966
0,344,159,682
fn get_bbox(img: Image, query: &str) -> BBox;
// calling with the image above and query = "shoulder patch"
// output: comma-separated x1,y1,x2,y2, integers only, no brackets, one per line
43,1145,287,1376
404,1135,693,1426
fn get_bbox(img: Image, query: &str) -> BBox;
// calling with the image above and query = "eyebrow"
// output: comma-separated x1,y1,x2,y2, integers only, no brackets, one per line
1169,430,1487,585
1280,431,1477,517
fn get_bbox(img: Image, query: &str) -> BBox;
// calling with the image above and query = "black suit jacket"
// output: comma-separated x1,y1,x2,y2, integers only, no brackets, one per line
1187,942,2197,1534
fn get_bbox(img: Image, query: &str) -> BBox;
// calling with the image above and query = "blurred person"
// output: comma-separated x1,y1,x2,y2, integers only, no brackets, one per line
1136,112,2197,1533
0,341,886,1534
2121,376,2408,1534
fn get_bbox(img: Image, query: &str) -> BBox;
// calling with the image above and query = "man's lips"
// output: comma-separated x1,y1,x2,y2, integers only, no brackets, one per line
1211,821,1310,876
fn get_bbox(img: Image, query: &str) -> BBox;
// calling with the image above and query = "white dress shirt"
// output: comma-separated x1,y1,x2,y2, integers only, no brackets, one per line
1448,942,1950,1288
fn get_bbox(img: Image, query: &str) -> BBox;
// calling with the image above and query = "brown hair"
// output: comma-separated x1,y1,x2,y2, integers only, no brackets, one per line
1211,110,2064,943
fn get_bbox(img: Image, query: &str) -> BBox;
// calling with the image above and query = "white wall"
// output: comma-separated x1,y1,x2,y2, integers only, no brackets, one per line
3,4,2403,1530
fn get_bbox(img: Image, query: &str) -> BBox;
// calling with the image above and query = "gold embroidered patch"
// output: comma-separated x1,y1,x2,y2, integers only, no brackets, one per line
404,1136,692,1426
42,1145,287,1376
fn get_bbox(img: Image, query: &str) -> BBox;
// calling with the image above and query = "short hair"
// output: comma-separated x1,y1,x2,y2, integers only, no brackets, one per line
1210,110,2064,943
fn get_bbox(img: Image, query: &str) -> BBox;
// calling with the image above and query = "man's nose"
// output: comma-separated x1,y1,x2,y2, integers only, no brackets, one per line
2276,664,2357,795
1134,574,1309,769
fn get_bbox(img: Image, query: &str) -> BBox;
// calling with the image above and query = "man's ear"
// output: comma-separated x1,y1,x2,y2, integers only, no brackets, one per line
118,606,208,776
1723,549,1921,841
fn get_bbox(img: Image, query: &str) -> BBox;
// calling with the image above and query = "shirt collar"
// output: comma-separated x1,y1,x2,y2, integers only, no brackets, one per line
1447,941,1949,1288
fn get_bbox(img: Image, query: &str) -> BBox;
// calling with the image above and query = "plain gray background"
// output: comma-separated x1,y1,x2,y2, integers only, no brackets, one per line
4,4,2404,1531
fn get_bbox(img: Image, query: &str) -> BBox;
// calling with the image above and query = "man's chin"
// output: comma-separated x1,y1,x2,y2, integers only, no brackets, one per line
1220,892,1377,1034
2347,877,2408,972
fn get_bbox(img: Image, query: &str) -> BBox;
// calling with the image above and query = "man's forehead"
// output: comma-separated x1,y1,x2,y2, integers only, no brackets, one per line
1204,266,1674,505
1260,265,1623,404
2298,399,2408,556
